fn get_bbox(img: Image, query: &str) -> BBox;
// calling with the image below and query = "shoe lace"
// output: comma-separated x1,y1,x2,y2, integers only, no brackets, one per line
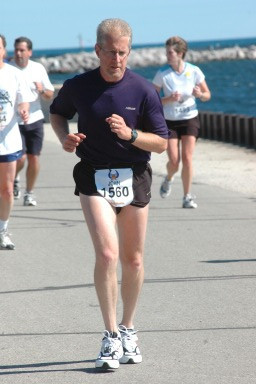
118,325,138,350
102,331,121,354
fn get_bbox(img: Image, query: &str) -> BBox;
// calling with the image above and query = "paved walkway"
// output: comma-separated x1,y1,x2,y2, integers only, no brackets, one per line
0,125,256,384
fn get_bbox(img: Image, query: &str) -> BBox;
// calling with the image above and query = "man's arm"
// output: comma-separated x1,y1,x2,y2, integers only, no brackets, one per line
18,102,30,124
40,88,54,100
50,113,85,152
106,114,167,154
34,82,54,100
130,131,167,154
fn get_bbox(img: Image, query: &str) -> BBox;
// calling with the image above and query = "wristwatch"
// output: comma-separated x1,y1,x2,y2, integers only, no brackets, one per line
128,129,138,143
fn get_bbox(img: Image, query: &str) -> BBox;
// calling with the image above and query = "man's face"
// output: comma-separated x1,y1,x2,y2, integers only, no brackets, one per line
14,42,32,68
95,34,130,82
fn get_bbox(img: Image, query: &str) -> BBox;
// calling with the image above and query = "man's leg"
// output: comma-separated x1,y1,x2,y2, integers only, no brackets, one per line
80,193,124,369
80,193,119,332
0,161,16,249
22,153,39,206
26,154,40,192
23,121,44,206
118,204,149,328
13,131,26,199
0,162,16,220
117,204,148,364
16,154,26,176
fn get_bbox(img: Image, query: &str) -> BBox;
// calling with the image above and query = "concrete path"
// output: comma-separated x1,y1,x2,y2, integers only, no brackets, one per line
0,124,255,384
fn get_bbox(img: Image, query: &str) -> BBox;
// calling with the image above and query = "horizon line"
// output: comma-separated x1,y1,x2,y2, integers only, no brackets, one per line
6,36,256,53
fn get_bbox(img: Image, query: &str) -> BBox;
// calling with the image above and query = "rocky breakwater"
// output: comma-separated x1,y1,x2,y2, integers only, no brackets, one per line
36,45,256,74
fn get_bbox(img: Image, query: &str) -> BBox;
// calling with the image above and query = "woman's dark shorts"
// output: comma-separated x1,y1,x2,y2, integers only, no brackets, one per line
73,161,152,212
166,116,200,140
19,119,44,155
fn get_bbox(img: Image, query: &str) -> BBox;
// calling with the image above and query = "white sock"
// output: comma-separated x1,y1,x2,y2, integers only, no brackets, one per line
0,220,8,233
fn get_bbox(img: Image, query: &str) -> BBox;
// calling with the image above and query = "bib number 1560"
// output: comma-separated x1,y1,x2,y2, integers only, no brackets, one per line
101,186,129,198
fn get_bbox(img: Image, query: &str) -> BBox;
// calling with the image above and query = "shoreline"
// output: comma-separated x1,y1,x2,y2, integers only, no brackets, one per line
35,45,256,73
45,123,256,198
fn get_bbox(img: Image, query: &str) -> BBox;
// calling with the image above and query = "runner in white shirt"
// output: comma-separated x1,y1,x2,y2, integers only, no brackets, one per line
11,37,54,206
153,36,211,208
0,34,31,249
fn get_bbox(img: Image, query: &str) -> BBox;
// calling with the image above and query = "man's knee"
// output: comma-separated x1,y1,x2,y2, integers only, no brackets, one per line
96,250,118,268
27,154,40,165
0,186,13,201
122,252,144,271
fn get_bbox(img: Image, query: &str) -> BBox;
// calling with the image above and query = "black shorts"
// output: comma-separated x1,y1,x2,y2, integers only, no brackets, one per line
73,161,152,211
19,119,44,155
166,116,200,140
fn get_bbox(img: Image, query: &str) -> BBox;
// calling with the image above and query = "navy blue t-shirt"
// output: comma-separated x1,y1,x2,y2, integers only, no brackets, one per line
50,67,168,165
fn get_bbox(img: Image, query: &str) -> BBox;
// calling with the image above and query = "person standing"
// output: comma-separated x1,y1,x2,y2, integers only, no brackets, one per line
11,37,54,206
0,35,31,249
50,19,168,369
153,36,211,208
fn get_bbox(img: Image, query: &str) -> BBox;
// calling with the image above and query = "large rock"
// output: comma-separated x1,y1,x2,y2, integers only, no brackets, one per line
35,45,256,74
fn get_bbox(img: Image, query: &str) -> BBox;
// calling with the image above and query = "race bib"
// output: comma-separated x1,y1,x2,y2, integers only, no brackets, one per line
174,106,191,115
95,168,134,207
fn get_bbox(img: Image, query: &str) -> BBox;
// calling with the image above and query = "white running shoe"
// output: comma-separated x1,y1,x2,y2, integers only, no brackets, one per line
95,331,123,369
183,194,198,208
24,192,37,206
119,325,142,364
0,230,15,250
160,176,174,198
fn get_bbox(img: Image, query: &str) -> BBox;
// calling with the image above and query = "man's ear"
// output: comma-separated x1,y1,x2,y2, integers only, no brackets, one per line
95,43,100,58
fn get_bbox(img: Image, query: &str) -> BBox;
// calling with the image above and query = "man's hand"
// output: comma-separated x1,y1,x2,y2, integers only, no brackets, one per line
34,81,44,94
18,102,30,124
62,133,86,152
106,114,131,141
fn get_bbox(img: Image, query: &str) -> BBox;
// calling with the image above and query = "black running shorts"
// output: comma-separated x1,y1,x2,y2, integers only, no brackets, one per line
73,161,152,210
166,116,200,139
19,119,44,155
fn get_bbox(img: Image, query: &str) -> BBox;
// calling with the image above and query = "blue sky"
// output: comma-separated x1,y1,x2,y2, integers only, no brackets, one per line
2,0,256,50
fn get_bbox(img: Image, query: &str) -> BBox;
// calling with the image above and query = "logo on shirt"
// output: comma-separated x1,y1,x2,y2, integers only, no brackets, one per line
0,90,12,106
125,106,136,110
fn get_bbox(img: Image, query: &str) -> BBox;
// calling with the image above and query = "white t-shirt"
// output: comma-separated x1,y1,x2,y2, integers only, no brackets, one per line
0,63,32,155
11,60,54,124
152,62,205,121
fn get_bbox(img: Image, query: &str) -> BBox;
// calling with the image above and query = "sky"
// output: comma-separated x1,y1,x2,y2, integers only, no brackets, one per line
2,0,256,51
